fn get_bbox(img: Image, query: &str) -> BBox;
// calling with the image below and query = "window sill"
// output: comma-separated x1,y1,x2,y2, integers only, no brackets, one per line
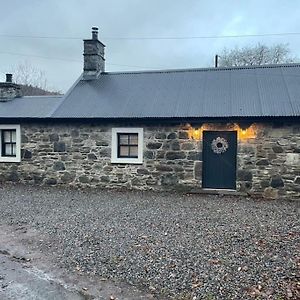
0,156,21,163
111,158,143,164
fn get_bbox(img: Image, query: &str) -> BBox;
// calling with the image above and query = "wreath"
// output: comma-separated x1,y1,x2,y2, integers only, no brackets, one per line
211,137,229,154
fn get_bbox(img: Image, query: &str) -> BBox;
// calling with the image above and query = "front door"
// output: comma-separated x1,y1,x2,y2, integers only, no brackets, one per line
202,131,237,189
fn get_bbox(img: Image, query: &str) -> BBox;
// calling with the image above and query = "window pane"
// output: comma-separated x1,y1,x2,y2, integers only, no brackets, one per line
5,144,12,156
119,146,129,156
3,131,11,143
119,134,129,145
129,134,138,145
12,144,16,156
130,146,138,157
11,130,16,143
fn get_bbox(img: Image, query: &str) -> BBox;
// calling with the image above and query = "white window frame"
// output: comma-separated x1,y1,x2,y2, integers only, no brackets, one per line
0,125,21,162
111,128,143,164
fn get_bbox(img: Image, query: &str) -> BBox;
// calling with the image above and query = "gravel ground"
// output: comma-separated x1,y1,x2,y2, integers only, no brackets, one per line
0,184,299,299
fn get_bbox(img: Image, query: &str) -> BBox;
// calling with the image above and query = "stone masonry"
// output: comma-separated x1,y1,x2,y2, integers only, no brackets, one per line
0,82,21,101
0,121,299,199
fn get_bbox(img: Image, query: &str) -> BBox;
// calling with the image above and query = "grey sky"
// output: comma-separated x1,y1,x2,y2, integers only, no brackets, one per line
1,0,300,92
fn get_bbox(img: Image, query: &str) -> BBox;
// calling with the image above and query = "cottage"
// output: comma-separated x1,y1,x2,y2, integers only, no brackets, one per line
0,28,299,199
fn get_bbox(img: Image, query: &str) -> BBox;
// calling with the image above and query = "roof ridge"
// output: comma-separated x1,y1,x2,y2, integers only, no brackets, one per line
102,63,300,76
50,74,82,117
22,95,63,98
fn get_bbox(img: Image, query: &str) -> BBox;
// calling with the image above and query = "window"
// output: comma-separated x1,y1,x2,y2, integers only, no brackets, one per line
2,130,17,157
0,125,21,162
111,128,143,164
118,133,138,158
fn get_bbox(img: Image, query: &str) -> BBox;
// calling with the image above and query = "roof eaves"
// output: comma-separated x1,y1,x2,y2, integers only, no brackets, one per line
22,95,63,99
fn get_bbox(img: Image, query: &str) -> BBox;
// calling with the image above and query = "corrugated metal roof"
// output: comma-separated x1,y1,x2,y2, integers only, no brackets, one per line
0,96,63,118
52,64,300,118
1,64,300,119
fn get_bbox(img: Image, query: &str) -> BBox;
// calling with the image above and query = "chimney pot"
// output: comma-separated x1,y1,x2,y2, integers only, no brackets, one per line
92,27,98,40
6,73,12,83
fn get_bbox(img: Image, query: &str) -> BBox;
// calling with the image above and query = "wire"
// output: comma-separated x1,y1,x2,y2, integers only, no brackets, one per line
1,50,299,74
104,32,300,40
0,34,82,40
0,51,80,62
0,32,300,41
107,63,161,69
0,51,168,69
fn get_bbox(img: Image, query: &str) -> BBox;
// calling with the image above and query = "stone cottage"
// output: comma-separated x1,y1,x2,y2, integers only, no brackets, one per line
0,27,299,199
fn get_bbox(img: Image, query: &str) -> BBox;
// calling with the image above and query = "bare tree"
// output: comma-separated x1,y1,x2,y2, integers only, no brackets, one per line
219,43,296,67
11,61,48,89
9,61,61,95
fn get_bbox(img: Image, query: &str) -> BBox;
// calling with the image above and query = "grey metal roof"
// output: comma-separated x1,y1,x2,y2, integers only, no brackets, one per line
52,64,300,118
0,96,63,118
1,64,300,119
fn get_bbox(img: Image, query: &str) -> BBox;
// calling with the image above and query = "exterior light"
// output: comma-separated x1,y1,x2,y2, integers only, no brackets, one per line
236,123,256,140
187,125,202,140
193,128,200,140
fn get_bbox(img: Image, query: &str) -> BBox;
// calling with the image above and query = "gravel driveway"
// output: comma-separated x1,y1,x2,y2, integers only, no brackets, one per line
0,184,299,299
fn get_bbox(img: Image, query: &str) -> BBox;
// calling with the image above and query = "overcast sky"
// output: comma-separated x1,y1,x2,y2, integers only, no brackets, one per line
1,0,300,92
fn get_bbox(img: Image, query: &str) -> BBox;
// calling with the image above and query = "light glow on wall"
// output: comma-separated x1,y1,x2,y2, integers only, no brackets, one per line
186,123,257,140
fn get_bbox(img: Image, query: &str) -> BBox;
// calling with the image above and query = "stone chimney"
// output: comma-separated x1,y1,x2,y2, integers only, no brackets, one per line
0,74,22,101
83,27,105,80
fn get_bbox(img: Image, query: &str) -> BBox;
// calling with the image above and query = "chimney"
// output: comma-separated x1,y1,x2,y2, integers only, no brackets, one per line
83,27,105,80
6,74,12,83
0,74,22,102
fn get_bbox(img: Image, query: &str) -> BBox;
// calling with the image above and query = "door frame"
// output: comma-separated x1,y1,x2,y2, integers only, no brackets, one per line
202,130,237,190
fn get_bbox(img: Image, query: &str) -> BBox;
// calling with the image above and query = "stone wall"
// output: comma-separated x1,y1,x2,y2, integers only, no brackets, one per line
238,123,300,199
0,121,299,199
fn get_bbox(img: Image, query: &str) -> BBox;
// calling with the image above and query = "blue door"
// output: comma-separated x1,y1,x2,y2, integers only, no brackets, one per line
202,131,237,189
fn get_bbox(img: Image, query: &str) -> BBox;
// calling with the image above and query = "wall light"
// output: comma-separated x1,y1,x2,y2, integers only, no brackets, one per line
237,122,256,140
241,128,247,135
187,125,203,140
